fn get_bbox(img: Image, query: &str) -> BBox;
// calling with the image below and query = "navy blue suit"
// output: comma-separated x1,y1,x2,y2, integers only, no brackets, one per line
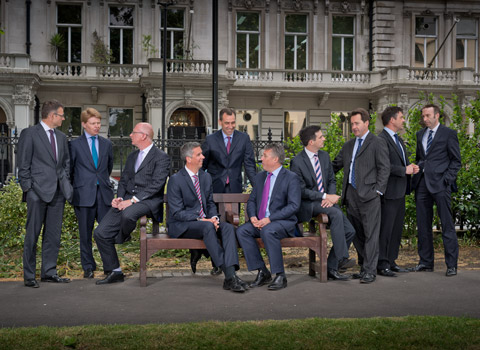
236,167,301,274
202,130,256,193
412,124,461,269
167,168,239,269
70,133,114,272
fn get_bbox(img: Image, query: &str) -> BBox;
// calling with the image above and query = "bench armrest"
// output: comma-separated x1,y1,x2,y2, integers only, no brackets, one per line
225,210,240,226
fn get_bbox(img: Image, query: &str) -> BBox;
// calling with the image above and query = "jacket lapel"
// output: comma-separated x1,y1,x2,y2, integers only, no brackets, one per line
36,124,56,163
383,130,405,165
215,131,228,157
269,167,285,206
356,132,372,158
301,150,317,185
136,146,155,173
228,130,239,155
80,133,96,168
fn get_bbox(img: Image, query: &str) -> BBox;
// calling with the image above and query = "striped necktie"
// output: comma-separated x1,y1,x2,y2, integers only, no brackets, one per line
426,130,433,154
192,175,205,218
313,154,325,193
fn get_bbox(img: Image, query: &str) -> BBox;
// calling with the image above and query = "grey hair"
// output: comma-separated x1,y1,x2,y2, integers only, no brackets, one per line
264,143,285,164
180,142,202,161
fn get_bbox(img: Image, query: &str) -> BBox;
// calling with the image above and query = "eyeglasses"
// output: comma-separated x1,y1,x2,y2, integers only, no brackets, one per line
131,131,146,135
54,113,65,118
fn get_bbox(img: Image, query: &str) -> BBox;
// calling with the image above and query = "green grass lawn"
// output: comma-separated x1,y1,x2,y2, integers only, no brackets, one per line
1,316,479,350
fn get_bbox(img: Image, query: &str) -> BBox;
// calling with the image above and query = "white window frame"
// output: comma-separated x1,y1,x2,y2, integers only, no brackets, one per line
56,4,82,63
456,18,478,72
236,12,261,69
285,14,308,70
415,16,438,68
109,6,135,65
332,16,355,71
160,8,185,59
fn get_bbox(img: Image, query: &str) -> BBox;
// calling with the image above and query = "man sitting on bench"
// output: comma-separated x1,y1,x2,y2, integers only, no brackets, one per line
167,142,248,293
236,143,301,290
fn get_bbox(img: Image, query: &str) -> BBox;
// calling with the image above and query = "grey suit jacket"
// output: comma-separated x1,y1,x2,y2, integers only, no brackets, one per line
290,149,337,222
378,129,411,199
117,145,170,221
167,168,218,237
332,131,390,203
18,123,73,203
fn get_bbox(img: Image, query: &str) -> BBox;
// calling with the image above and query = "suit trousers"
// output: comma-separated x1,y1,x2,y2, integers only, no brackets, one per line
74,186,110,271
378,197,405,270
23,187,66,280
345,185,381,275
94,202,151,271
312,203,355,270
236,221,289,274
415,176,458,268
181,221,238,269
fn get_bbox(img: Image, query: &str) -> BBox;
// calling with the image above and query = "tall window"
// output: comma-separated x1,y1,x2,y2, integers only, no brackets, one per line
160,9,185,59
285,14,307,70
284,111,306,140
415,17,437,67
58,107,81,136
236,12,260,68
109,6,134,64
332,16,354,71
109,108,134,170
57,4,82,63
456,18,478,72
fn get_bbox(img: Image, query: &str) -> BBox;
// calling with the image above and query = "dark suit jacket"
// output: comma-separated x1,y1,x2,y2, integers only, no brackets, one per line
412,124,461,193
70,133,114,207
118,145,170,221
378,129,411,199
202,129,256,193
17,123,73,203
290,149,337,223
247,167,301,236
332,131,390,203
167,168,218,237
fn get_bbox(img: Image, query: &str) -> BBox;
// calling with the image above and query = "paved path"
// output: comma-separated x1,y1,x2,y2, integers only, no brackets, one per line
1,269,479,327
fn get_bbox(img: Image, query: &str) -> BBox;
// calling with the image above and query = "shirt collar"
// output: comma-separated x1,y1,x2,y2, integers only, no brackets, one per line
428,123,440,133
270,165,282,177
84,130,94,139
304,148,317,159
222,130,233,140
185,166,198,178
358,130,369,141
384,126,396,137
40,121,52,132
140,143,154,156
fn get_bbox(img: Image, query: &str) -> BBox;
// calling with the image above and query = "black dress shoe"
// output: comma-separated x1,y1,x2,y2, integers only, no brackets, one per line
377,268,397,277
328,269,351,281
210,266,222,276
408,264,434,272
235,275,249,289
84,269,94,278
268,275,287,290
338,258,356,270
352,269,365,279
360,273,376,284
96,271,125,285
190,249,203,274
41,275,71,283
391,265,409,273
249,270,272,288
24,279,39,288
446,267,457,276
223,277,246,293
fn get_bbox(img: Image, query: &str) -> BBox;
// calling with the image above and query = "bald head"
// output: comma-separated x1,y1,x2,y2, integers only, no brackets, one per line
130,122,154,150
136,122,154,140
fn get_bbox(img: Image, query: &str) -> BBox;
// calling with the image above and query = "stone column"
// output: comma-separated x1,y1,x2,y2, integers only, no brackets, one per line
145,88,164,137
12,83,35,131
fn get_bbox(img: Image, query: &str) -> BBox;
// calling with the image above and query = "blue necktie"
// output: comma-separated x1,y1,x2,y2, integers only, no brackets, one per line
91,136,98,168
426,130,433,154
394,134,405,164
351,138,363,189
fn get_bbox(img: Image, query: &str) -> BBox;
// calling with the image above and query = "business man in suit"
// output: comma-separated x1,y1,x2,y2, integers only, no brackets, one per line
236,143,301,290
190,108,258,274
377,107,419,277
290,126,356,281
411,104,461,276
332,108,390,284
70,108,114,279
17,100,74,288
94,122,170,284
167,142,248,293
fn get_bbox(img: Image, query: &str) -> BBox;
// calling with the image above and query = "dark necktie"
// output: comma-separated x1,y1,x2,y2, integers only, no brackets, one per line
258,173,272,220
193,175,205,218
394,134,405,164
351,138,363,189
91,136,98,168
48,129,57,162
313,154,325,193
426,130,433,154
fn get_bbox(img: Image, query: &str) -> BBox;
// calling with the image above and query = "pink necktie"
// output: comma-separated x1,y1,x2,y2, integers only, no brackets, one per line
48,129,57,162
313,154,324,193
258,173,272,220
226,136,231,184
193,175,205,218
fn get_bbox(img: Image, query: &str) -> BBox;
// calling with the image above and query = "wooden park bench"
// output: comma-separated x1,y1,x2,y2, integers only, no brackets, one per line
139,193,328,287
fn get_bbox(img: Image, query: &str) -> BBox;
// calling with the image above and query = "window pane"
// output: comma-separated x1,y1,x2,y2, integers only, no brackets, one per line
284,111,306,140
71,27,82,63
58,107,81,136
57,27,69,62
58,5,81,25
465,39,476,68
110,7,134,26
249,34,259,68
110,28,120,63
456,39,465,64
344,37,353,70
237,33,247,68
426,37,436,66
165,9,184,28
415,17,436,36
285,35,295,69
122,29,133,64
415,42,424,63
237,12,259,31
333,16,353,35
297,35,307,70
332,37,342,70
286,14,307,33
457,18,476,37
173,31,184,59
109,108,133,170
